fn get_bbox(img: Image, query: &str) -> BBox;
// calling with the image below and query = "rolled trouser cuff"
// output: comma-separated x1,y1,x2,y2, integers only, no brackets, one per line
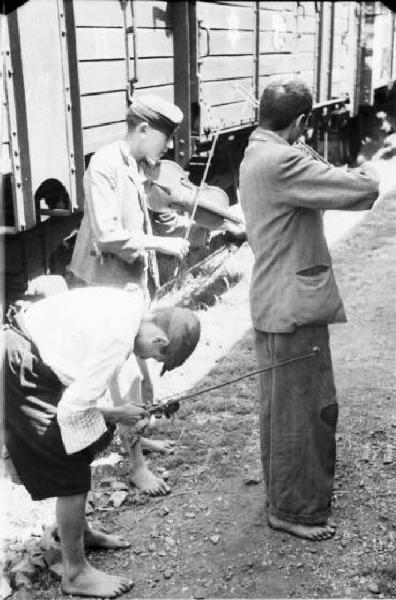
268,502,331,525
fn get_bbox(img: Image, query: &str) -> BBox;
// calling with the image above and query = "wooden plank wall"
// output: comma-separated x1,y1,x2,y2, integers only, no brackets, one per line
73,0,175,155
127,0,174,101
331,2,357,109
372,5,395,90
293,1,318,93
66,1,387,156
73,1,127,155
196,1,256,133
258,2,295,93
258,2,318,98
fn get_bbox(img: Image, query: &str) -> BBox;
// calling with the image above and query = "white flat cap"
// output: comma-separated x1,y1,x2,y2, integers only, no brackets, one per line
128,94,183,136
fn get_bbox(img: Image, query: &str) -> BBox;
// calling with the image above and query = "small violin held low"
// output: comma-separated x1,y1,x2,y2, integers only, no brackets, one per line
146,159,243,230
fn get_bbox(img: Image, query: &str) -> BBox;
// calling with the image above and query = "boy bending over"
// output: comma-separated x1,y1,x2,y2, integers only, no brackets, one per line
3,285,200,598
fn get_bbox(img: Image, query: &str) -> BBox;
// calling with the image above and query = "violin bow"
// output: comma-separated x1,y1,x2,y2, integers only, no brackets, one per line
184,126,220,241
149,347,319,418
172,101,222,280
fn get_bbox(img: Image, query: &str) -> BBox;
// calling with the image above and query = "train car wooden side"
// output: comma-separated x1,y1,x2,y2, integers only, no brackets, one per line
331,2,359,112
193,0,256,135
73,0,128,156
1,0,395,303
73,0,176,155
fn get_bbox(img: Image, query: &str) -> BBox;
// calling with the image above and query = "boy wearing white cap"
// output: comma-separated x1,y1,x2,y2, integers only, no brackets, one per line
70,95,191,495
70,94,189,291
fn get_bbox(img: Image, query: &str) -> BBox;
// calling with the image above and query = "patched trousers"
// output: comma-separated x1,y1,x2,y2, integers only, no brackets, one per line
254,325,338,525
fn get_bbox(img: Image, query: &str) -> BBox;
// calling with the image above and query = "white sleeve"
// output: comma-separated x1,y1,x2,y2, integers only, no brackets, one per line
57,338,129,454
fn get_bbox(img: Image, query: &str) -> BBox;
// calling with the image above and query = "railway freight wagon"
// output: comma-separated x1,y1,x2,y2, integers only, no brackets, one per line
1,0,395,305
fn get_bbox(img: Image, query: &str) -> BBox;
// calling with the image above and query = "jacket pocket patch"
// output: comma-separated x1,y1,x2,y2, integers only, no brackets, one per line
291,265,346,326
296,264,329,277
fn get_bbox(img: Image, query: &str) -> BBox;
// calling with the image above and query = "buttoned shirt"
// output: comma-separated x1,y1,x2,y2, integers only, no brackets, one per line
23,286,145,454
239,128,379,333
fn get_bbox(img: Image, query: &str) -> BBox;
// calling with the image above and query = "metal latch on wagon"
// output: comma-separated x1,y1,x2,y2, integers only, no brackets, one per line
198,20,211,57
122,0,139,104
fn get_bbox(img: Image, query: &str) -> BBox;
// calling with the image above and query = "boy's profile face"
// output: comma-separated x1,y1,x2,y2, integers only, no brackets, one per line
137,335,169,363
141,125,173,163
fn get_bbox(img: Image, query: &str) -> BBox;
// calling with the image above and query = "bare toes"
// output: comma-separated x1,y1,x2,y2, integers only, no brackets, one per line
120,579,133,592
328,520,337,528
316,528,334,540
160,484,170,495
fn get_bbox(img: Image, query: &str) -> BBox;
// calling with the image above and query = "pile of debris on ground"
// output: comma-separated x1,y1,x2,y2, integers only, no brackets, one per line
156,241,251,311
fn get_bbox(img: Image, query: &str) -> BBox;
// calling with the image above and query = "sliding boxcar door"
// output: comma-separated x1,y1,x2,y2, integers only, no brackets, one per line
8,0,77,228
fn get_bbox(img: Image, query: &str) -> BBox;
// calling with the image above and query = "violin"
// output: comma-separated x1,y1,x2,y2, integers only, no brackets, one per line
146,159,243,230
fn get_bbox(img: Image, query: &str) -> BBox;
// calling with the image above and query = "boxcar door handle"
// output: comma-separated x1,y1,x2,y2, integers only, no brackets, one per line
198,21,211,57
124,0,139,103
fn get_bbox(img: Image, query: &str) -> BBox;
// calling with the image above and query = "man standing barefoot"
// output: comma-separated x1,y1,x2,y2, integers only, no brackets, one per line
239,78,379,541
3,286,200,597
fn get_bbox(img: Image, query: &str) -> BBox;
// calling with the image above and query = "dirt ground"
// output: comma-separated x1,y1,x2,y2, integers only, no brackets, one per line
1,135,396,599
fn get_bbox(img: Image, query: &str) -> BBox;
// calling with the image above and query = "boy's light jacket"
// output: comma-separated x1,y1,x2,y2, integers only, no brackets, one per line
70,141,184,289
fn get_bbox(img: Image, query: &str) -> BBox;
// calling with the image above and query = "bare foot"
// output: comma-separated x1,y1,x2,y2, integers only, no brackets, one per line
268,514,336,541
129,464,170,496
62,564,133,598
51,525,130,551
84,527,130,550
141,437,176,455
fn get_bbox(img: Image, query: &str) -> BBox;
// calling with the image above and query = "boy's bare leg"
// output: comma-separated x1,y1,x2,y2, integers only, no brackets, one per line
138,358,175,455
119,430,170,495
114,360,170,495
83,519,131,550
57,493,133,598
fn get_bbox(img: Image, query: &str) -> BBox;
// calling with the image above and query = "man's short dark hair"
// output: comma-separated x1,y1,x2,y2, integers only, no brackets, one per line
259,78,313,131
